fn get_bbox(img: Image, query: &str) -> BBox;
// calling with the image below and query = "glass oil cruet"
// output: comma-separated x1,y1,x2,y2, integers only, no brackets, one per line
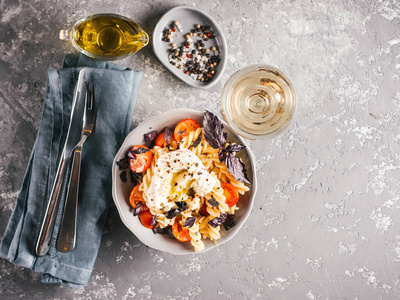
60,13,149,60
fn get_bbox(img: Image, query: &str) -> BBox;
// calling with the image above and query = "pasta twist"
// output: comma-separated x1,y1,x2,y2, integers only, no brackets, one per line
199,216,221,241
188,222,204,252
178,128,203,152
213,161,250,194
207,175,229,213
154,213,174,228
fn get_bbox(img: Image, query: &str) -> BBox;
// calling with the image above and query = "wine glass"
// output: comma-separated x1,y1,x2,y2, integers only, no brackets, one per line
221,64,297,140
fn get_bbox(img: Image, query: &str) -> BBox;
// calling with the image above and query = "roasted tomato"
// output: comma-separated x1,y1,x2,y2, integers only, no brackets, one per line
129,184,148,211
173,119,200,142
199,203,210,216
155,131,176,148
128,145,153,173
221,183,239,207
138,210,155,229
172,219,191,242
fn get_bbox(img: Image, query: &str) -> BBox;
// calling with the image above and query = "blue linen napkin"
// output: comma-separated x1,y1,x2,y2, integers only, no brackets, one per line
0,54,143,289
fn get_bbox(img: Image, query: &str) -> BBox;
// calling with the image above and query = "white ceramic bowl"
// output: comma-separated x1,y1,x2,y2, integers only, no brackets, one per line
112,108,257,254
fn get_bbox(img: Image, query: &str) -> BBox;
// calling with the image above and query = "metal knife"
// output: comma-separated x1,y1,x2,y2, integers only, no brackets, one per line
35,69,87,257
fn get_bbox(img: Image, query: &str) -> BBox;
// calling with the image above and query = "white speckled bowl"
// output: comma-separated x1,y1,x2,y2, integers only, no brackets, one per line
152,6,227,89
112,109,257,254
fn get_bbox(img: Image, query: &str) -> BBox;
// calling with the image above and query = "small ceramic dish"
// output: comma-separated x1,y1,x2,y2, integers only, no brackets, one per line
111,109,257,254
152,6,227,89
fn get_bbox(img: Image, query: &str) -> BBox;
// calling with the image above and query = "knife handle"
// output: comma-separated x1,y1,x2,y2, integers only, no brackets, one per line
35,155,69,257
57,146,81,252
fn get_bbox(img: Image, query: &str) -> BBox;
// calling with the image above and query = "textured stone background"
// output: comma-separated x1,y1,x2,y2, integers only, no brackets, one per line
1,0,400,299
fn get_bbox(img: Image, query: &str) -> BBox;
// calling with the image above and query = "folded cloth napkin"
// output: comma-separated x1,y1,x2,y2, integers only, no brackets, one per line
0,54,143,289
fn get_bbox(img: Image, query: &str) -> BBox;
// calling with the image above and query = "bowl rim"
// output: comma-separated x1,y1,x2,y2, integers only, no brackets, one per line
152,6,228,89
112,108,257,254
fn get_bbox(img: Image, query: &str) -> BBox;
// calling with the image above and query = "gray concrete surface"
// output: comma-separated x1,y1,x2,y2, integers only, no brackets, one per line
1,0,400,299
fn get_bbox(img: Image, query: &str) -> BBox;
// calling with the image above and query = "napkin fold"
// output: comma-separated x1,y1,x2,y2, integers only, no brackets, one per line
0,54,143,289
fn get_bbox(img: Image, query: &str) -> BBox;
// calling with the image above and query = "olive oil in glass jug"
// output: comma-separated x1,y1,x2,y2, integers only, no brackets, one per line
60,14,149,60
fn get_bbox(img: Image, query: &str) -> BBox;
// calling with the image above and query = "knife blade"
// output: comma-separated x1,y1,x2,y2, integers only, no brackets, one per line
35,69,87,257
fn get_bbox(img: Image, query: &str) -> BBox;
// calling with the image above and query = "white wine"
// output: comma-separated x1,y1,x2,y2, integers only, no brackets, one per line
221,65,296,140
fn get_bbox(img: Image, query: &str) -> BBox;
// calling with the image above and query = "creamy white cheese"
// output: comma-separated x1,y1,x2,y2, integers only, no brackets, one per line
146,149,216,211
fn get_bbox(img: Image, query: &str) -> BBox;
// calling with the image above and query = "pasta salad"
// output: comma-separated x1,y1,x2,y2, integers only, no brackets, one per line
117,111,250,252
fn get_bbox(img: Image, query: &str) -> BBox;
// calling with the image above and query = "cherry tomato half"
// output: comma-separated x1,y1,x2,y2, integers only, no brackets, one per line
129,184,148,211
221,183,239,207
128,145,153,173
155,131,176,148
173,119,200,142
138,210,155,229
199,203,209,216
172,220,191,242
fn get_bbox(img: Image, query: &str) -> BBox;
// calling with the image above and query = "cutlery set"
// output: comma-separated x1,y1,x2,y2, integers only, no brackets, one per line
35,69,96,256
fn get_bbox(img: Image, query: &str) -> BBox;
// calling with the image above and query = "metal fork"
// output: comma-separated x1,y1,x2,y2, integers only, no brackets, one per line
57,82,96,252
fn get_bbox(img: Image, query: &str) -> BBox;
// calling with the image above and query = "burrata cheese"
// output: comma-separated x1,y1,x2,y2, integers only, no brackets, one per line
146,149,216,211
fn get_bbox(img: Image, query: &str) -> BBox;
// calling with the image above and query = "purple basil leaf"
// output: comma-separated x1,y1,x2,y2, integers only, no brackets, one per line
208,213,227,228
119,171,127,182
166,226,175,239
151,214,158,227
152,226,166,234
175,201,188,211
223,214,236,231
225,153,251,184
143,130,158,143
116,157,129,170
166,209,180,219
218,149,227,163
130,171,141,185
203,110,226,149
163,126,173,144
183,217,196,228
226,143,246,153
130,147,149,155
148,139,156,149
132,201,143,216
207,199,219,207
178,129,186,136
192,132,202,148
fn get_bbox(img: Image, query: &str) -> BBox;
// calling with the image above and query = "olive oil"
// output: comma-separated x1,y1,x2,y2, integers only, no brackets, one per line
60,14,149,60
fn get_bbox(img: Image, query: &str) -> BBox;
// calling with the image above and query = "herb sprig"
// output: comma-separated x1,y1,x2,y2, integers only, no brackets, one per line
203,111,250,184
